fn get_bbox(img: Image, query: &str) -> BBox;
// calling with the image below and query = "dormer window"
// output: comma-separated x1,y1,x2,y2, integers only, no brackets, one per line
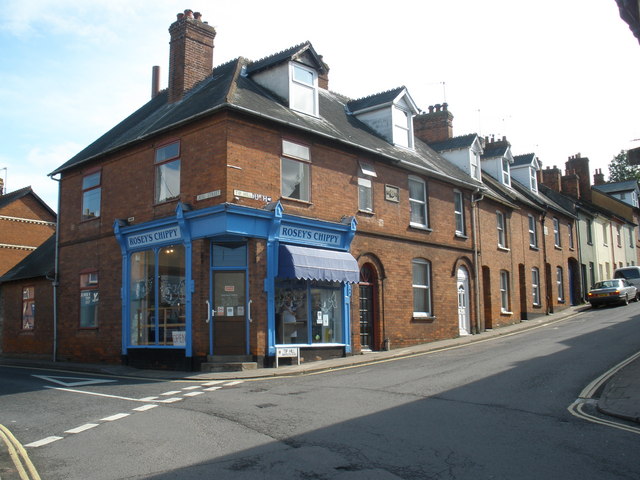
529,167,538,192
502,158,511,186
393,106,413,149
290,63,318,116
470,150,481,181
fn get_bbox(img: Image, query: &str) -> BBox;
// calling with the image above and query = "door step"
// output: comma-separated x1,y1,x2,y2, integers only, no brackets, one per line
201,355,257,373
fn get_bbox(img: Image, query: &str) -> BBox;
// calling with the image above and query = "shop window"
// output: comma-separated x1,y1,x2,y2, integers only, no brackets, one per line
275,279,344,345
82,171,101,220
281,139,310,202
412,258,432,317
22,286,35,330
80,272,99,328
409,176,428,228
129,245,185,346
155,141,180,203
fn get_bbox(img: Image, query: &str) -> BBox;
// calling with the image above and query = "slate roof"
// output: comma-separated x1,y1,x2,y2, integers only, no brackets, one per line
346,86,407,113
482,144,509,159
512,179,576,219
429,133,478,153
512,153,536,167
593,180,639,194
245,41,327,75
0,234,56,284
0,186,56,217
51,46,483,190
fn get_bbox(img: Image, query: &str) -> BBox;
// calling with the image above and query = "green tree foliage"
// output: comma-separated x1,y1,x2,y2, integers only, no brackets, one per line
608,150,640,182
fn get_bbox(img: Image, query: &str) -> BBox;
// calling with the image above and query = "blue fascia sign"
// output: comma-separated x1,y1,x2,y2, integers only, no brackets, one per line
126,225,182,249
279,224,341,247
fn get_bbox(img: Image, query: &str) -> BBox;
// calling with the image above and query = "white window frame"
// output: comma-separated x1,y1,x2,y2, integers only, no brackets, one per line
568,222,575,249
556,266,564,302
281,139,311,202
603,223,608,246
529,167,538,192
496,211,507,248
501,158,511,186
553,217,561,247
470,150,481,180
454,190,465,235
531,267,541,306
412,258,432,317
616,224,622,247
500,270,510,313
393,106,413,149
408,176,428,228
289,63,318,116
155,141,181,204
358,177,373,213
586,218,593,244
528,214,538,248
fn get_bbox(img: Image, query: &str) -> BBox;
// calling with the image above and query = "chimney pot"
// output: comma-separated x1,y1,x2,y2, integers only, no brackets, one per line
184,9,194,19
177,13,184,20
194,12,202,20
428,105,434,113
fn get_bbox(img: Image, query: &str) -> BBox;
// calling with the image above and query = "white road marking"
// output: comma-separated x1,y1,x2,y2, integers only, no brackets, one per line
33,375,116,387
160,397,182,403
139,396,159,402
182,386,201,390
160,391,182,396
222,381,244,386
184,391,204,397
204,386,222,391
133,404,158,412
25,436,63,448
203,381,225,386
65,424,99,434
101,413,130,422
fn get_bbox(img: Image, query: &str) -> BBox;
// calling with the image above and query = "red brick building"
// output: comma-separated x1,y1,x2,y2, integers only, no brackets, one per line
0,182,56,276
49,10,492,370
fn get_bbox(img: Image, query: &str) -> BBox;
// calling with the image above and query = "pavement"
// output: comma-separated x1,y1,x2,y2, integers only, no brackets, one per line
2,304,639,425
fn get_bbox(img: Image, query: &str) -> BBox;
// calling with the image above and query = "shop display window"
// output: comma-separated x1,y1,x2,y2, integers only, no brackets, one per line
275,279,343,345
129,245,185,346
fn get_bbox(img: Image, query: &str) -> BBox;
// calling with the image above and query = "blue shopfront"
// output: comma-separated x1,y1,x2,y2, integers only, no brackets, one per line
114,202,359,369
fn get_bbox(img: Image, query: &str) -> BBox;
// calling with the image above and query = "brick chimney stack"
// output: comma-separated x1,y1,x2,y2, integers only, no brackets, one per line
593,168,606,186
168,9,216,103
413,103,454,144
565,153,591,201
541,165,562,192
561,170,580,198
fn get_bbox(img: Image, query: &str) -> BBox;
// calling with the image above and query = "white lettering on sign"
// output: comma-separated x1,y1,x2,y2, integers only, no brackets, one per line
127,226,182,249
233,189,272,202
279,226,341,246
277,347,299,357
196,190,221,201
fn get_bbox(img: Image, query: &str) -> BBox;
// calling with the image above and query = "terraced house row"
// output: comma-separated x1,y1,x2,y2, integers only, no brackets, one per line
2,10,639,370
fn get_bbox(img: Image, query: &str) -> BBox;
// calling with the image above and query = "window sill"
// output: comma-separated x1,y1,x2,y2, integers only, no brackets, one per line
153,197,180,208
80,216,100,224
410,224,432,232
412,314,436,322
529,245,539,251
497,246,510,252
455,232,468,239
281,196,313,207
357,209,375,216
500,310,513,315
554,245,563,251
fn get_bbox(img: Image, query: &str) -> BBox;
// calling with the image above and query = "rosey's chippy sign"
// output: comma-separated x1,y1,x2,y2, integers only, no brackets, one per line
279,225,341,247
127,226,182,249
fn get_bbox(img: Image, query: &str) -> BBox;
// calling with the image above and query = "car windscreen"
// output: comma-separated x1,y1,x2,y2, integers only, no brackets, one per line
615,269,640,279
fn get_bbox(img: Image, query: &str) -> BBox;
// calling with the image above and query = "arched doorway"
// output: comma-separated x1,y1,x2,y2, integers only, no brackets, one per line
457,266,471,335
359,264,378,350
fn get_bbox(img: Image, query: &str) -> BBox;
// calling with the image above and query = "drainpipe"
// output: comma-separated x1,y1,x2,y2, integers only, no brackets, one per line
50,175,61,362
381,276,388,350
471,188,485,333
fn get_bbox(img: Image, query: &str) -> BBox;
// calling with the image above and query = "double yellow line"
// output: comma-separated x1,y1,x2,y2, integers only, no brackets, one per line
0,424,41,480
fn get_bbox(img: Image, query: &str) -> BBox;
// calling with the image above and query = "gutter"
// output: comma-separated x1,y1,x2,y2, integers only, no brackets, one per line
471,188,485,333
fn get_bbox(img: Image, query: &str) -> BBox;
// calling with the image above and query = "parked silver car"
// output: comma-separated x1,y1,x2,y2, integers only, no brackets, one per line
588,279,639,308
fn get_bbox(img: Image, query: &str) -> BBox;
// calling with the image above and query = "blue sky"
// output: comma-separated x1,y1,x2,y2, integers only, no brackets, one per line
1,0,639,211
